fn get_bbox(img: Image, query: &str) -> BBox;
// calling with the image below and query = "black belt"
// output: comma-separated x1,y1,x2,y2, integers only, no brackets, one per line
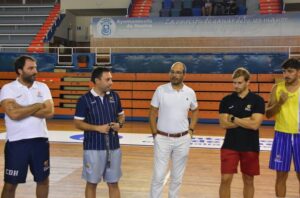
157,130,188,138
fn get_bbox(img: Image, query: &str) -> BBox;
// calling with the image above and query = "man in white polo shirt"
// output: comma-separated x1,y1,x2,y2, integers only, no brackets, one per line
0,55,54,198
149,62,199,198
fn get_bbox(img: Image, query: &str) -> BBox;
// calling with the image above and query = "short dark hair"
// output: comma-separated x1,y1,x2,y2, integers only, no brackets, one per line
14,55,36,75
91,67,111,83
232,67,250,81
281,58,300,70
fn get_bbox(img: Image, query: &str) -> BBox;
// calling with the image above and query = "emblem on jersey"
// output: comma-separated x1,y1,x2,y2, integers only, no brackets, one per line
274,154,282,163
37,91,43,97
43,160,49,171
228,105,234,109
109,96,115,103
245,104,252,111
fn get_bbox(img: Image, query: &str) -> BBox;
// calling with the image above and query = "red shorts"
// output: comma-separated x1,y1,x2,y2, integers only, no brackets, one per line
221,149,260,176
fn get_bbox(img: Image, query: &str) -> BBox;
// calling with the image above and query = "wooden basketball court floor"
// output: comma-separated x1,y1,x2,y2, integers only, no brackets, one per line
0,119,299,198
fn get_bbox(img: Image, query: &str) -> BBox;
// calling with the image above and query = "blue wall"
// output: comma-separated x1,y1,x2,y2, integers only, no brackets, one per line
0,53,57,72
111,53,288,73
0,52,288,74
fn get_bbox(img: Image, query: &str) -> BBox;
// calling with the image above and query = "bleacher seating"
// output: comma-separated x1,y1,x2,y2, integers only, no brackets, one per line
0,0,56,4
0,71,281,122
259,0,282,14
0,3,57,52
27,3,61,53
130,0,152,17
159,0,246,17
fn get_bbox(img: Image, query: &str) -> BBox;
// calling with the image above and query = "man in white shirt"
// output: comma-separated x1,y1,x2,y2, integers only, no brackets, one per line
0,55,54,198
149,62,199,198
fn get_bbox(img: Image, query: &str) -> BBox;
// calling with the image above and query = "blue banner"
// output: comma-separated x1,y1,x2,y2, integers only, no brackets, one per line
111,53,287,73
0,53,56,72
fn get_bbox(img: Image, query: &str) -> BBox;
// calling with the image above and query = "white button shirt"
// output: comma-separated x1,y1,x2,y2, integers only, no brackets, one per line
151,83,198,133
0,80,52,141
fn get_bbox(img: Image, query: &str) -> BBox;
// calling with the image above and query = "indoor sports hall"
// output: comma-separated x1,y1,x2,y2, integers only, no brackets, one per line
0,0,300,197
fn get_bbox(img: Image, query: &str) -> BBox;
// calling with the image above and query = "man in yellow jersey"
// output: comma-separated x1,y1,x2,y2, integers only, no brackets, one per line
266,58,300,198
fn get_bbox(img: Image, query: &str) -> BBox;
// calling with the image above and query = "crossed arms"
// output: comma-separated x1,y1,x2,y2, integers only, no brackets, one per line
219,113,264,131
1,99,54,120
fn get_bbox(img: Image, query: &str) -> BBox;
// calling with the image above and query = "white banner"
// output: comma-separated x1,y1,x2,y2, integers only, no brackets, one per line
91,13,300,38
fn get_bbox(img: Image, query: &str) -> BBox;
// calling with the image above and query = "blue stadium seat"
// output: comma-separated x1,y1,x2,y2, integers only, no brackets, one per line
237,5,247,15
181,8,193,16
192,8,202,16
173,0,182,9
163,0,172,9
183,0,193,9
160,9,170,17
171,8,181,16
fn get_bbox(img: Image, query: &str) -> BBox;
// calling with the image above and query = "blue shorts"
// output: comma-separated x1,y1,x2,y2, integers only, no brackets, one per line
269,131,300,172
4,138,50,184
82,149,122,184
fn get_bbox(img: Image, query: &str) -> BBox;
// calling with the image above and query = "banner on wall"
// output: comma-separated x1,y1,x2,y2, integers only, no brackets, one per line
91,13,300,38
0,53,56,72
111,53,287,73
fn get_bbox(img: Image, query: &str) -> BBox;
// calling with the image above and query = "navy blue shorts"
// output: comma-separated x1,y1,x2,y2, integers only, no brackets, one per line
4,138,50,184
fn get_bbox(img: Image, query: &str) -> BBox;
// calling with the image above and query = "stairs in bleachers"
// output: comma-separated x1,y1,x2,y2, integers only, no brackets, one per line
27,3,61,53
0,3,61,52
259,0,282,14
130,0,152,17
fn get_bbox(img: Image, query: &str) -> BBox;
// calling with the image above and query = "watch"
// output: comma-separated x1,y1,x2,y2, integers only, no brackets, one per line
230,116,235,123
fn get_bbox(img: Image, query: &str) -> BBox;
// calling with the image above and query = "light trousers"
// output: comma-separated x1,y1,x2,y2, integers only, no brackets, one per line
150,134,191,198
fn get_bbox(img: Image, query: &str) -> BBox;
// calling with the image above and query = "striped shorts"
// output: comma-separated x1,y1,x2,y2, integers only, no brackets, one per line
269,131,300,172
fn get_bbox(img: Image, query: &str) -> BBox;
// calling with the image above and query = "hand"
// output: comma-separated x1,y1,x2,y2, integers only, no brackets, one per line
188,129,193,138
278,91,288,105
95,124,110,134
109,122,120,131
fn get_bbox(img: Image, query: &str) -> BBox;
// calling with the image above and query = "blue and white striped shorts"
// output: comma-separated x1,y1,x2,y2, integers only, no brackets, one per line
269,131,300,172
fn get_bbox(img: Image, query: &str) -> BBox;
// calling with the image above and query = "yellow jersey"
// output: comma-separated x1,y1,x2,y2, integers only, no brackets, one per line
274,81,300,134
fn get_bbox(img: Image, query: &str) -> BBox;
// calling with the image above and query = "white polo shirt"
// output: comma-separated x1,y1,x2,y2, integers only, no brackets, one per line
0,79,52,141
151,83,198,133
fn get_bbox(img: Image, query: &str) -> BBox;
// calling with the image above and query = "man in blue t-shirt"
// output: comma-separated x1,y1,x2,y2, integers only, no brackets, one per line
74,67,125,198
